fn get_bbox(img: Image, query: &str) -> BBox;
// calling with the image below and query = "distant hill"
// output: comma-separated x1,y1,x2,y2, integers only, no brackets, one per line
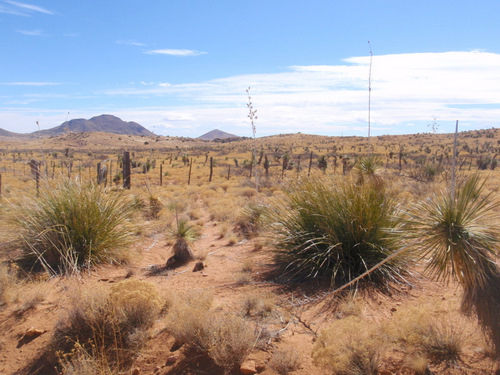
32,114,155,137
0,128,27,138
198,129,238,141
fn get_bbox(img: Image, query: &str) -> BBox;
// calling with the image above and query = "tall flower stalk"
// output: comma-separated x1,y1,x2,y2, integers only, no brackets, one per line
246,87,258,190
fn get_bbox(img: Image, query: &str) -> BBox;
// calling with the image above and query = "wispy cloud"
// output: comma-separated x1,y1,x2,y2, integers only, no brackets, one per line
116,40,146,47
16,29,46,36
145,49,207,56
1,82,62,86
101,51,500,135
3,0,53,15
3,51,500,136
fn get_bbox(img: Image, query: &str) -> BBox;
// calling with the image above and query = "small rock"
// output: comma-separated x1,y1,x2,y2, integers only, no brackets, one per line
131,368,140,375
390,307,397,313
240,359,257,375
255,363,266,372
192,262,204,272
166,355,178,365
154,366,161,373
23,328,46,338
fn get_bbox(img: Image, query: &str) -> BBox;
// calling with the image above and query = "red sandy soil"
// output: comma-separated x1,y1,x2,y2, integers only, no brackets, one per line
0,205,498,375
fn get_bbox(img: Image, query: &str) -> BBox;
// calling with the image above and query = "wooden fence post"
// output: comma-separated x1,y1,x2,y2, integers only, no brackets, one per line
188,158,193,185
227,165,230,180
160,164,163,186
308,151,313,177
97,162,102,184
0,173,2,199
123,152,131,189
209,157,213,182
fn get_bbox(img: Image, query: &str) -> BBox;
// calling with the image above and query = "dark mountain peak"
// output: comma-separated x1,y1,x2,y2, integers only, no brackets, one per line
32,114,155,137
198,129,238,141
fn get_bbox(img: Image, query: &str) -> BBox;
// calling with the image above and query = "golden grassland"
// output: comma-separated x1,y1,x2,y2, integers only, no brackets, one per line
0,128,499,375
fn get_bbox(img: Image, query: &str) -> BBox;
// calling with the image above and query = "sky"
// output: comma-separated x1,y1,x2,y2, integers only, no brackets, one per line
1,1,500,138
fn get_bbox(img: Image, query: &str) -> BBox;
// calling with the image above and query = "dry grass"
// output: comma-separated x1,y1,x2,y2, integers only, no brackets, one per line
55,279,163,371
269,348,301,374
384,303,466,368
312,315,381,375
166,290,256,371
0,263,21,307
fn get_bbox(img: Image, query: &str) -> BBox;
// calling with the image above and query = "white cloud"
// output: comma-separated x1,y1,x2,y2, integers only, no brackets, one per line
16,29,46,36
144,49,207,56
2,51,500,136
4,0,53,15
116,40,146,47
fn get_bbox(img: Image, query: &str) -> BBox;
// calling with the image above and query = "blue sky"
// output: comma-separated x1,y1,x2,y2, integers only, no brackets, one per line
1,1,500,137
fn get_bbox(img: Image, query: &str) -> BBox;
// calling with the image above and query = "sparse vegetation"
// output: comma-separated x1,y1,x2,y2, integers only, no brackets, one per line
268,176,412,289
15,179,138,275
404,174,500,356
0,129,499,374
55,279,163,372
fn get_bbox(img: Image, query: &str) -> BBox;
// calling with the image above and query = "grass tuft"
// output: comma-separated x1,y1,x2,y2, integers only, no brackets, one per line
268,176,412,289
15,179,138,275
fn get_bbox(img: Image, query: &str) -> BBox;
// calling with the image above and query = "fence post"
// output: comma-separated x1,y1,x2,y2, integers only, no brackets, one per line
188,158,193,185
160,164,163,186
209,157,213,182
97,162,102,184
308,151,313,177
123,152,131,189
0,173,2,199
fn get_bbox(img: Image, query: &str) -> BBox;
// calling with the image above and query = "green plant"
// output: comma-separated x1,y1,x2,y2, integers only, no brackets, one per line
15,179,138,275
355,155,383,178
168,218,198,263
268,176,411,289
404,174,500,355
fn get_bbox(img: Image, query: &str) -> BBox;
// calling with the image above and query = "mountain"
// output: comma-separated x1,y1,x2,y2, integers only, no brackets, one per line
197,129,238,141
32,114,155,137
0,128,27,138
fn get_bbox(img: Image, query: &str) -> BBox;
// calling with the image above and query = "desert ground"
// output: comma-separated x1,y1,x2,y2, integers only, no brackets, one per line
0,128,499,375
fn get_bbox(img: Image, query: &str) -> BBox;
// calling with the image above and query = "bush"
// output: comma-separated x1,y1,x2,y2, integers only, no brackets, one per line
56,279,163,370
16,179,138,275
166,290,255,372
267,176,411,289
312,316,381,375
404,174,500,355
384,304,465,367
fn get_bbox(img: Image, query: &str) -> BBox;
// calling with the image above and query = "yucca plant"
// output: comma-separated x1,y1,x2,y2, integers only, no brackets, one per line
15,179,138,275
404,174,500,356
167,218,198,264
267,176,412,289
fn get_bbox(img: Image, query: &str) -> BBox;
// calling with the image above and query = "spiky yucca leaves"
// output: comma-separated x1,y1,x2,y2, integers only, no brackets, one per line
405,174,500,355
268,177,411,289
168,218,198,263
16,179,138,275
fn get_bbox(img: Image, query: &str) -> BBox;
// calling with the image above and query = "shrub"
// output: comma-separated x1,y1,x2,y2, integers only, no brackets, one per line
267,176,411,289
404,174,500,356
0,263,19,307
167,218,198,264
312,316,381,375
56,279,163,370
269,348,300,375
166,291,255,371
16,179,138,275
384,304,465,367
